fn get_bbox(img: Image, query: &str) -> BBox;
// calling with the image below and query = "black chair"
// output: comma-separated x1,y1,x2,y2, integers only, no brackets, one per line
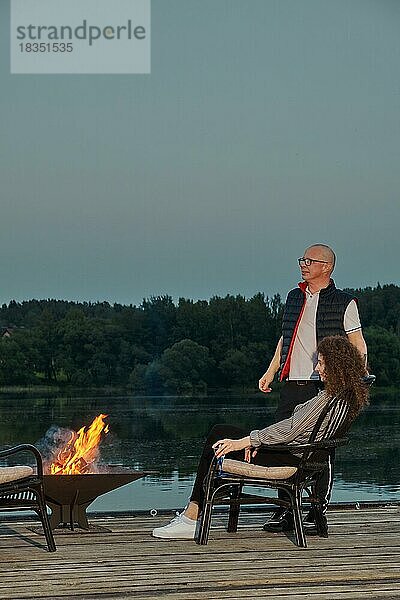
197,376,375,548
0,444,56,552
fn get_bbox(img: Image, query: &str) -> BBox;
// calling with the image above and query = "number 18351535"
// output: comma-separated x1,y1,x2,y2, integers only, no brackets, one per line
19,42,73,53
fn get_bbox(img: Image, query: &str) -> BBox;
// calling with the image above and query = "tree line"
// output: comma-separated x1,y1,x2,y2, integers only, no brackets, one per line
0,283,399,392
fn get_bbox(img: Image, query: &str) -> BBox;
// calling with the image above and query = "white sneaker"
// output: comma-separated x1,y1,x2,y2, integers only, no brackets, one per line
152,513,197,539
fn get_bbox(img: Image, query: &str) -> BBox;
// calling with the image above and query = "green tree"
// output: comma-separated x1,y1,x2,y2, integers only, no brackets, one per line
364,326,400,386
56,309,98,384
0,337,36,384
30,308,62,381
157,339,213,394
141,295,177,355
219,348,254,387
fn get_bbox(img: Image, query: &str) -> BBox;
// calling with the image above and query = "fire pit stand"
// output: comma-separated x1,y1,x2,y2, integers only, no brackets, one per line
43,469,155,530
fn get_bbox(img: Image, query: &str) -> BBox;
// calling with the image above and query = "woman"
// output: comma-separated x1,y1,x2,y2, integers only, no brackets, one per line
152,335,369,539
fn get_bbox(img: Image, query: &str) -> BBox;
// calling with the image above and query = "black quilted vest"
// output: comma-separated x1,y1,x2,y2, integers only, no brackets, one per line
279,280,355,381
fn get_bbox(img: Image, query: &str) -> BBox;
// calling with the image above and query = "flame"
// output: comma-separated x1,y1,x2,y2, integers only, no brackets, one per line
50,414,109,475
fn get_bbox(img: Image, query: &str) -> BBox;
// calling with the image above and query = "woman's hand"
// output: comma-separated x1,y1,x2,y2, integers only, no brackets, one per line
212,436,251,459
244,448,258,462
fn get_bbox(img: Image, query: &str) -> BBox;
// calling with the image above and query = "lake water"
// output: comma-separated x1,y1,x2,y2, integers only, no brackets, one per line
0,392,399,514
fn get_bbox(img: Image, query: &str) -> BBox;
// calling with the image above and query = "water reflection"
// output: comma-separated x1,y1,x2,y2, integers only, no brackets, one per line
0,392,399,511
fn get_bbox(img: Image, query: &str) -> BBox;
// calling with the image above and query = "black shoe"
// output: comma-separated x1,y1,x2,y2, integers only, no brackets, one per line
303,513,328,537
263,509,328,536
263,509,294,533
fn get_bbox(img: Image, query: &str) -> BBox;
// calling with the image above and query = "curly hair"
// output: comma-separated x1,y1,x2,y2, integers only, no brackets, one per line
317,335,369,421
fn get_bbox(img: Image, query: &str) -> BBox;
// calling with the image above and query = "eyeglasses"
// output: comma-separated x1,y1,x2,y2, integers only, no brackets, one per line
298,257,330,267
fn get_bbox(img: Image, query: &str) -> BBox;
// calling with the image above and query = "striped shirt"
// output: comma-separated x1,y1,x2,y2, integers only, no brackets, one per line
250,391,349,448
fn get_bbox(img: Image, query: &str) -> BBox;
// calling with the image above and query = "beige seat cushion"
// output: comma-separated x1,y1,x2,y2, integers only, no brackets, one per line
222,459,297,480
0,466,34,484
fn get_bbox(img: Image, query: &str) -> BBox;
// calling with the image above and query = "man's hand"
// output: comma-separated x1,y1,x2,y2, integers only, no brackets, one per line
212,436,251,459
258,337,282,393
259,372,273,393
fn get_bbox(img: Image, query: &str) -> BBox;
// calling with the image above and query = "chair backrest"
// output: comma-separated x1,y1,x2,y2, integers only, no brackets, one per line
299,375,375,469
308,375,376,445
308,395,347,443
297,395,351,470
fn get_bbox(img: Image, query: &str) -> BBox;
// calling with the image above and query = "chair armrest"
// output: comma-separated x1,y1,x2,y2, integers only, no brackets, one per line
0,444,44,478
262,438,349,452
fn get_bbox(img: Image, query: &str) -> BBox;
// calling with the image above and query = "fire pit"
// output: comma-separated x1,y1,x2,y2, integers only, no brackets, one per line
44,467,154,530
41,414,156,531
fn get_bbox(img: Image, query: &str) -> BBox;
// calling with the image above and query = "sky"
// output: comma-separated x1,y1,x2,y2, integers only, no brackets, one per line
1,0,399,306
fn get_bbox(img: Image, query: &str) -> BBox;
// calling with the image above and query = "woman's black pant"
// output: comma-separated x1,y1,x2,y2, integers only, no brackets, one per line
190,424,300,509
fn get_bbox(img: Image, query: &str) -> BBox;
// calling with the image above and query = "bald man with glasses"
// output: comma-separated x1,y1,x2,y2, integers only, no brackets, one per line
259,243,367,534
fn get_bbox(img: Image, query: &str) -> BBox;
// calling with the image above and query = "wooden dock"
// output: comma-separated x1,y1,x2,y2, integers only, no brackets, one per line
1,506,400,599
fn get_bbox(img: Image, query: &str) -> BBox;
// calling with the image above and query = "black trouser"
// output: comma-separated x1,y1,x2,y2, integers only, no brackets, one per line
190,424,300,509
276,381,323,420
277,381,333,513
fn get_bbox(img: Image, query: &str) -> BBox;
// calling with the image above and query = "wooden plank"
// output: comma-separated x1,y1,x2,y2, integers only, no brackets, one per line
0,575,399,598
1,536,400,561
0,560,399,586
5,587,400,600
0,560,399,585
1,551,400,574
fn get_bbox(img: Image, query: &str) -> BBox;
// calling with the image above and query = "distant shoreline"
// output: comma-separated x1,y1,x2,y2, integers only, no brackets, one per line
0,384,396,400
0,384,275,396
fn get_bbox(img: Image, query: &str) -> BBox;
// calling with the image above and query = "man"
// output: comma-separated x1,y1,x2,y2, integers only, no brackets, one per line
259,243,367,533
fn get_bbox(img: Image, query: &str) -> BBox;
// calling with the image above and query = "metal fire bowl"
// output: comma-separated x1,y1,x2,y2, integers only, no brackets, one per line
43,467,156,531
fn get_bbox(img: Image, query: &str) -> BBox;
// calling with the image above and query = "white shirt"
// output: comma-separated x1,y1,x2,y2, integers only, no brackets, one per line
288,289,361,381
